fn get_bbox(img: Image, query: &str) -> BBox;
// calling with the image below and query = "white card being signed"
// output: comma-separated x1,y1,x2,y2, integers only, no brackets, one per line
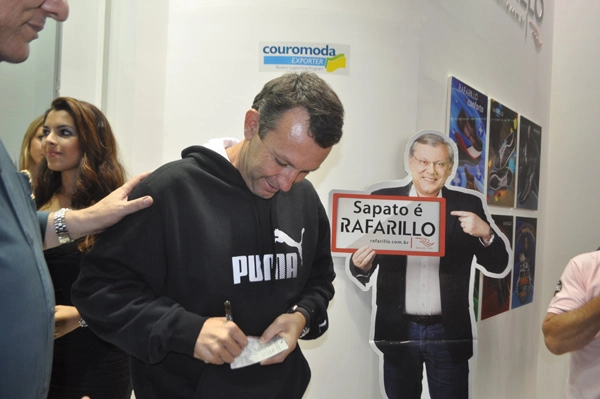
230,336,288,369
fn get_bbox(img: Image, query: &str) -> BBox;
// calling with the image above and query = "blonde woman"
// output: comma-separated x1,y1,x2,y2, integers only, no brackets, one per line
19,114,45,185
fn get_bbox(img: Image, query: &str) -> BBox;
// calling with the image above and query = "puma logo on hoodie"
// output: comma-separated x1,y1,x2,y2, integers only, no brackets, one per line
231,228,305,284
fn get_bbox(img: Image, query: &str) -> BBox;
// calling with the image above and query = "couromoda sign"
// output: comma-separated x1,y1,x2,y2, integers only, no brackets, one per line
259,42,350,75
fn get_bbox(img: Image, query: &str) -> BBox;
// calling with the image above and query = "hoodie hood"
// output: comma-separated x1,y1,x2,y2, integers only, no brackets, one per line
181,145,248,191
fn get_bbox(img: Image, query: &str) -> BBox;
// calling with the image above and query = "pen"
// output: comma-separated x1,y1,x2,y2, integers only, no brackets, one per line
224,300,233,321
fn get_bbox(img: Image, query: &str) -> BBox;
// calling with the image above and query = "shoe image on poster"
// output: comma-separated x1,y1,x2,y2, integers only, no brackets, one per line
493,131,516,170
516,118,542,210
487,99,518,207
488,168,513,191
455,108,482,163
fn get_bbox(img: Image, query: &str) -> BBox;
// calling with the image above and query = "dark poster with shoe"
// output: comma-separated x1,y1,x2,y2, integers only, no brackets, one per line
487,99,518,208
447,76,488,194
511,217,536,308
480,214,514,320
516,116,541,210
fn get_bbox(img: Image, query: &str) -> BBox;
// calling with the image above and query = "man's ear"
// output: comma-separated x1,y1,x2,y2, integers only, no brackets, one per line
244,109,260,141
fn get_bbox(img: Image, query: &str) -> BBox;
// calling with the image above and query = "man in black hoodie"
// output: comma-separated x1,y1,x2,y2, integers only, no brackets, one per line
73,72,344,399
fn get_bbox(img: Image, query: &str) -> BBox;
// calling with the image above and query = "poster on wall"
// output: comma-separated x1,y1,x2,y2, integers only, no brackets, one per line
487,99,518,208
511,217,536,308
447,76,488,194
331,130,512,399
480,214,514,320
516,116,542,210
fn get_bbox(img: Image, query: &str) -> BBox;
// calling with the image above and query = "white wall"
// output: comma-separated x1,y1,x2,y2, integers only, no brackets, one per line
58,1,578,398
0,20,58,164
58,0,106,106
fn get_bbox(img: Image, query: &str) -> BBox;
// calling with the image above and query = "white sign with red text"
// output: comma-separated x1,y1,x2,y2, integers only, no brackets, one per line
331,192,446,256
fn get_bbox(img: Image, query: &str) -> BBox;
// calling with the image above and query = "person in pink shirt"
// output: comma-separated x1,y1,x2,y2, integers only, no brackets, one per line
543,250,600,399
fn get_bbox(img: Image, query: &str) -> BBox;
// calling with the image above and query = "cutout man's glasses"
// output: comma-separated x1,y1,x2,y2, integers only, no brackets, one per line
411,155,450,172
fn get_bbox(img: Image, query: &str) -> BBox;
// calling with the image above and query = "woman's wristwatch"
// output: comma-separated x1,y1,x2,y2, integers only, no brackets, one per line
54,208,73,244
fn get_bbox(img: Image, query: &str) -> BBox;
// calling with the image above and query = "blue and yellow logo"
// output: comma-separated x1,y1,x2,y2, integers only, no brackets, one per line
261,43,349,74
325,54,346,73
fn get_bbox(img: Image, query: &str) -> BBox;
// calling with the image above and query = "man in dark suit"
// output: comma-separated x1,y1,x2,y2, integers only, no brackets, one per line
350,131,509,399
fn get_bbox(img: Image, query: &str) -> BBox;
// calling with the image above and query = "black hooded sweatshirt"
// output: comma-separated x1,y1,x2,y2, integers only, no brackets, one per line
72,145,335,399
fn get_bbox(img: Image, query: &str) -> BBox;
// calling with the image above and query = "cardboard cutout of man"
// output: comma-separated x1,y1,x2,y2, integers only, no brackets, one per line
343,130,511,399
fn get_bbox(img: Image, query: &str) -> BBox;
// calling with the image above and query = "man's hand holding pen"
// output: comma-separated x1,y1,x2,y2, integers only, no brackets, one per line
193,302,248,365
193,300,307,366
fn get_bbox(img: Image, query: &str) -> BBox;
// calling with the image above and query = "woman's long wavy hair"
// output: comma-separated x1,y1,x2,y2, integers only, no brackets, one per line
34,97,126,251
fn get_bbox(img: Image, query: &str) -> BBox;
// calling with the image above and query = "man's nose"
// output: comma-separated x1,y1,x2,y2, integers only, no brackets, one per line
427,162,437,174
41,0,70,22
277,168,301,192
